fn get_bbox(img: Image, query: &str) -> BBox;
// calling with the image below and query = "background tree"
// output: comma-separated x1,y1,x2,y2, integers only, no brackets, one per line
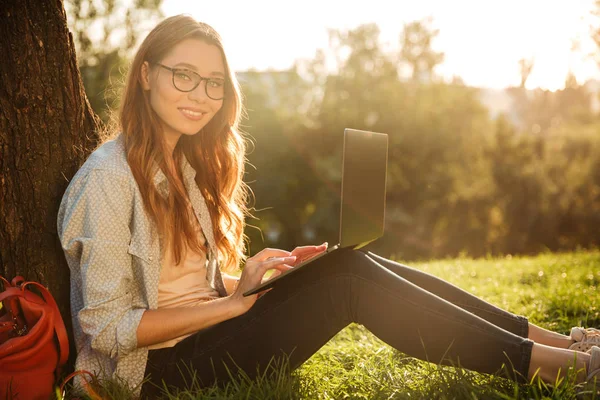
518,57,535,89
399,17,445,83
64,0,163,121
0,0,100,360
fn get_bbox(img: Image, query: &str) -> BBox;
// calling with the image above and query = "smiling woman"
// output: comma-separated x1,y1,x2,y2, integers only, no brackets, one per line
140,39,226,150
56,14,600,400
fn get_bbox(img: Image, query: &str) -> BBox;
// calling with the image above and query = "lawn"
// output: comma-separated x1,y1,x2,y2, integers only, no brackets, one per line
75,249,600,399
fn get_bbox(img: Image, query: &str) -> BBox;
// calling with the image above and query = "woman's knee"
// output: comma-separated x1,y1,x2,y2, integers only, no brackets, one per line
329,248,387,279
296,248,382,285
329,248,372,268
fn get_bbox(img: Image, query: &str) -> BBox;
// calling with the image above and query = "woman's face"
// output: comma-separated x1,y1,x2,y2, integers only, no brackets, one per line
141,38,225,149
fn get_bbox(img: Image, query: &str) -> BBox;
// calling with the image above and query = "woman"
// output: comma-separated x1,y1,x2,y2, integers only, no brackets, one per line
57,15,600,398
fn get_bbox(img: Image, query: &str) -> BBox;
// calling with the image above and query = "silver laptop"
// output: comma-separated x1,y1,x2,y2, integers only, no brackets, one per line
244,128,388,296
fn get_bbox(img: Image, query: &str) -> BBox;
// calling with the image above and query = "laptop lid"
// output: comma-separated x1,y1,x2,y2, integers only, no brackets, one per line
339,128,388,249
242,128,388,297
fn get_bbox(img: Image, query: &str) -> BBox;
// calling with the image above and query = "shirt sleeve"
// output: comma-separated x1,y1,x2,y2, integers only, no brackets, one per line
58,167,145,359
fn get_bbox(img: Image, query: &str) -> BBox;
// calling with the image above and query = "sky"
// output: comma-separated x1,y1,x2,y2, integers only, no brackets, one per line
161,0,599,91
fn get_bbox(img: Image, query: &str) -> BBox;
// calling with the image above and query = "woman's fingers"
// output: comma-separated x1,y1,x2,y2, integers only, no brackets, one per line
237,257,294,295
261,256,296,273
251,248,292,262
250,244,327,264
291,243,327,256
242,256,295,281
291,243,328,264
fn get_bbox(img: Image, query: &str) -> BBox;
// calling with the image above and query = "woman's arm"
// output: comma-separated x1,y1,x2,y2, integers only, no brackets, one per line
138,250,296,347
58,167,143,358
136,296,243,347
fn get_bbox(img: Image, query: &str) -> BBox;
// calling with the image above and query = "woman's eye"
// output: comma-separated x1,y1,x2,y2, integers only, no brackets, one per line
208,79,224,88
175,72,191,81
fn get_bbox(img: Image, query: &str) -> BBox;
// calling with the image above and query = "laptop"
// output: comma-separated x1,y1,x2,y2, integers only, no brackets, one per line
243,128,388,296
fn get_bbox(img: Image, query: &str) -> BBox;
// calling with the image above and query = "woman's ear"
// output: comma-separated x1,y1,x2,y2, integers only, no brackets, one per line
140,61,151,90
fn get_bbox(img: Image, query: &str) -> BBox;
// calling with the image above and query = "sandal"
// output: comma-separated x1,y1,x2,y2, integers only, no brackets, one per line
587,346,600,382
570,327,600,353
575,346,600,396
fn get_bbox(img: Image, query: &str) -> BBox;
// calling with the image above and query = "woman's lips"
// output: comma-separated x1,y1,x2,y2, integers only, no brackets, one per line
179,108,205,121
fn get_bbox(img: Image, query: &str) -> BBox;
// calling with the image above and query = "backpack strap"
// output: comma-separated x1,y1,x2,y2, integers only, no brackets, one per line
0,276,11,289
22,281,70,367
60,370,103,400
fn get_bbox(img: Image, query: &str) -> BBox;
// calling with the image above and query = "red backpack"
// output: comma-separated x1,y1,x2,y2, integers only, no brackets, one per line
0,275,69,399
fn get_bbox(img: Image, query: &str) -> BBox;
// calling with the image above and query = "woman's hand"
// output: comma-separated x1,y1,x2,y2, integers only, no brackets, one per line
229,248,296,313
262,243,329,287
290,242,328,266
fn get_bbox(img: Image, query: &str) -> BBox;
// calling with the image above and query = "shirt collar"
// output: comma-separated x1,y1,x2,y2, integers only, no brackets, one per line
152,155,197,195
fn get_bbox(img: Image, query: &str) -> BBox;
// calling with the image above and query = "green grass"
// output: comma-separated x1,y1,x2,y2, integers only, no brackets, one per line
68,249,600,399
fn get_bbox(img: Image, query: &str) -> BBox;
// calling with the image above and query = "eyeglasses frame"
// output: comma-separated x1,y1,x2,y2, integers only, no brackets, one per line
154,63,226,100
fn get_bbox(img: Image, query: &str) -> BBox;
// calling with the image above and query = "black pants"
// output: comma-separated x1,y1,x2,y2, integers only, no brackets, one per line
141,249,533,398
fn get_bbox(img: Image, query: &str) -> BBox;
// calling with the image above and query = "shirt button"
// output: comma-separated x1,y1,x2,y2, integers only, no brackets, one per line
148,256,153,261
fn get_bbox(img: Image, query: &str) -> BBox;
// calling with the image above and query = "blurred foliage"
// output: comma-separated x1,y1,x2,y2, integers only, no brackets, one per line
65,0,163,122
400,17,445,82
242,19,600,261
67,8,600,261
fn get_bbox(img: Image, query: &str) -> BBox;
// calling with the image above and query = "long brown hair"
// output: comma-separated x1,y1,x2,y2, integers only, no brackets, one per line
118,15,247,271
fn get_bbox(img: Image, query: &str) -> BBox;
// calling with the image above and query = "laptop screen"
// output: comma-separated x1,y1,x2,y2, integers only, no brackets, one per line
339,128,388,249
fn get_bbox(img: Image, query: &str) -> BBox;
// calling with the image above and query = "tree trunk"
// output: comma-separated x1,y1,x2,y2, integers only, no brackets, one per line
0,0,100,358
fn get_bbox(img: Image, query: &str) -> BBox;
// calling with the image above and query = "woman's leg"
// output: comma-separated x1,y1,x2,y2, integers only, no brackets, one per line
142,249,592,396
529,344,589,383
364,252,528,337
528,325,574,349
365,252,574,349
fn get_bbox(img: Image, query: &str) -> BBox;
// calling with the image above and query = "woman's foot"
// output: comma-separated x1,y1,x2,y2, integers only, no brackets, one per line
569,327,600,353
586,346,600,383
574,346,600,396
587,346,600,381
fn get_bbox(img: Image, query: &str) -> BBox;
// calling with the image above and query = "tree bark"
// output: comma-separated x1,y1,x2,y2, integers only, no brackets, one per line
0,0,100,354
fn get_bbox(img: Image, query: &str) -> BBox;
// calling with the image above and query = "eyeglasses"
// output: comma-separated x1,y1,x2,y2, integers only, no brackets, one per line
155,63,226,100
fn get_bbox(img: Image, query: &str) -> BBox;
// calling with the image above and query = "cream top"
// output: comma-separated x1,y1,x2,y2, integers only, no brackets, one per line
148,226,219,349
